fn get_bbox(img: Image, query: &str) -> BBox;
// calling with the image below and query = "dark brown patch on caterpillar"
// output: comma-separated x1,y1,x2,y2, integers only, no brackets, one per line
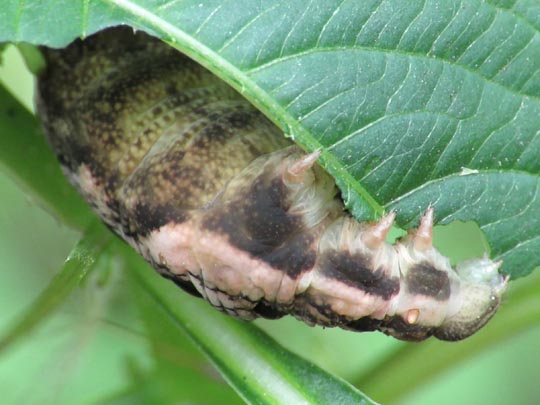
346,316,382,332
346,315,432,341
382,316,433,342
319,251,400,299
203,169,317,277
406,263,451,301
253,301,287,320
128,201,190,237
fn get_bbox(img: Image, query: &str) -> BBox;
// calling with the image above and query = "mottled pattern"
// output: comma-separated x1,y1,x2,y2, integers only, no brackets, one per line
37,27,288,236
37,27,507,342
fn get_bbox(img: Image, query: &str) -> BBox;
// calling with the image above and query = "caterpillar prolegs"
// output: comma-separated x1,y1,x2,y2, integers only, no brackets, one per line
36,27,507,342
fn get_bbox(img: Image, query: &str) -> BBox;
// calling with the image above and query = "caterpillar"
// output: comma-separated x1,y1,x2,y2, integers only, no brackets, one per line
36,27,507,342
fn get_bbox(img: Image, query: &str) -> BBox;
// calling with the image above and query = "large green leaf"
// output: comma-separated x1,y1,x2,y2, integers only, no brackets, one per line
2,0,540,278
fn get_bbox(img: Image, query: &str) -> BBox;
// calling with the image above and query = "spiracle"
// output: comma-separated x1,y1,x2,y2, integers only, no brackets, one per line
36,27,507,342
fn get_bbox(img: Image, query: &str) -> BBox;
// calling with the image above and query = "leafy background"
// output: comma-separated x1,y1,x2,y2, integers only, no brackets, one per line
1,1,540,404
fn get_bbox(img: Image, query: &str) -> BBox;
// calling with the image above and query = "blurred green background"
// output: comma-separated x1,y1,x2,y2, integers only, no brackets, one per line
0,45,539,404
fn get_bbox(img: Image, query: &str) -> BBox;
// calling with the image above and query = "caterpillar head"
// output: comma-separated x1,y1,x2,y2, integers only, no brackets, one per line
387,211,508,341
433,257,507,341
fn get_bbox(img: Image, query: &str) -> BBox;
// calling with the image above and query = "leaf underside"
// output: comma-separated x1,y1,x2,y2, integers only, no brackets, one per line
2,0,539,279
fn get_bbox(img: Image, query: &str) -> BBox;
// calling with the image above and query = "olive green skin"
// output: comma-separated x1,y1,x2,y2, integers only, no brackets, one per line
36,28,290,235
36,28,506,342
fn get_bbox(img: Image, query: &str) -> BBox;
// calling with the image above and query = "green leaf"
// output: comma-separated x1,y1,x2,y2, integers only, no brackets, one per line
0,221,110,353
124,244,375,405
3,1,540,278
